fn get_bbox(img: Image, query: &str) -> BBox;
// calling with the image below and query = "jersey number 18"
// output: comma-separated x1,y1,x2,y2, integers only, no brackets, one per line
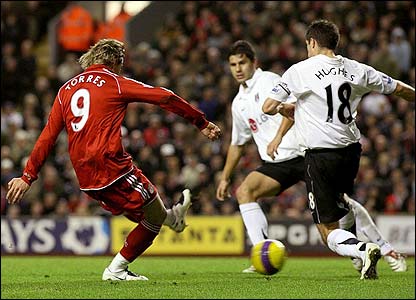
324,82,353,124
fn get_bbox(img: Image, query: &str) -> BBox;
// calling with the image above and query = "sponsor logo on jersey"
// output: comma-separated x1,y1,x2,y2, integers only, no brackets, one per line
382,74,393,84
248,118,258,132
272,83,290,95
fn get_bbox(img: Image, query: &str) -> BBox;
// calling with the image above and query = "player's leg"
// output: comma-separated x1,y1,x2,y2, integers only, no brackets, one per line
238,157,305,247
238,157,305,273
98,166,166,281
236,171,280,246
104,194,165,281
317,223,381,280
343,194,407,272
104,188,193,281
337,205,365,272
236,171,280,273
305,144,381,279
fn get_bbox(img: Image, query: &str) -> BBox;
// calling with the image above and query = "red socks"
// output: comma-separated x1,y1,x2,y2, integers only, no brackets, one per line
120,219,161,262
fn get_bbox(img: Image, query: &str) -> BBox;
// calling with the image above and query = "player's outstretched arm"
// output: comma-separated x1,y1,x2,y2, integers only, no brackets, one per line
393,81,415,102
6,178,30,204
200,122,221,141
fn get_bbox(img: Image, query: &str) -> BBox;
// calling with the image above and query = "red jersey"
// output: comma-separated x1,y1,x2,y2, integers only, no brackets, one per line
22,64,209,190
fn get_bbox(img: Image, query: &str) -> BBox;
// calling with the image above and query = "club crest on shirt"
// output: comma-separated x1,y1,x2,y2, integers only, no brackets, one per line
248,118,258,132
254,93,259,102
271,83,290,96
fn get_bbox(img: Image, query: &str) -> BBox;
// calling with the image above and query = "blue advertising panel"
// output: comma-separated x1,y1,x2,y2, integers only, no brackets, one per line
1,216,110,255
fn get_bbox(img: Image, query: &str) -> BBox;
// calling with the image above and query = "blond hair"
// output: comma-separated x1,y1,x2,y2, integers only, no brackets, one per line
79,39,125,70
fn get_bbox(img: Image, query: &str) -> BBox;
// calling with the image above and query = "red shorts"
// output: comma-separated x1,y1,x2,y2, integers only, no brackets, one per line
85,165,158,223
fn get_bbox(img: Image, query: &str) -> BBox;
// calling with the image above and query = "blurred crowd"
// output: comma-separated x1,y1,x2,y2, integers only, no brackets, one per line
1,1,415,220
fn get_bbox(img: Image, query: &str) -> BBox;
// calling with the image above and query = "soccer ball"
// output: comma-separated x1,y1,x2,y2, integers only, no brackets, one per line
250,239,286,275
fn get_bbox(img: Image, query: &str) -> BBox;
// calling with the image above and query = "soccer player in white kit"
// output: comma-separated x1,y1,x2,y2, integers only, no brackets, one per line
217,40,408,275
263,20,414,279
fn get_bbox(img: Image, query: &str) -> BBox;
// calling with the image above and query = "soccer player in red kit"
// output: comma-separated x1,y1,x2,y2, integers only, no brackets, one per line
6,39,221,281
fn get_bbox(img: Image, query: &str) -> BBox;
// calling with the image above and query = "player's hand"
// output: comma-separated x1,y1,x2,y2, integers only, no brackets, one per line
201,122,221,140
6,178,30,204
216,179,231,201
267,136,282,160
277,103,295,121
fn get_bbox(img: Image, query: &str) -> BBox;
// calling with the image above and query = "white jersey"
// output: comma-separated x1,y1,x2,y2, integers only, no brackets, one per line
268,54,397,150
231,68,302,163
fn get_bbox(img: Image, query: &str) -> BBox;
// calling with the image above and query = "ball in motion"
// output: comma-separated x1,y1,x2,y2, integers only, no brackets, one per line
250,239,286,275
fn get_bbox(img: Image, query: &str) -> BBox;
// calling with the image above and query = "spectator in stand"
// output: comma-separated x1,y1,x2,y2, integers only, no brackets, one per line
369,35,400,80
1,57,21,103
94,2,132,44
106,2,132,43
142,114,170,148
388,27,412,81
17,39,37,96
57,3,94,56
198,86,220,121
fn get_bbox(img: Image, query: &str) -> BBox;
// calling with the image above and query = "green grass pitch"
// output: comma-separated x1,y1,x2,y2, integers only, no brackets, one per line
1,256,414,299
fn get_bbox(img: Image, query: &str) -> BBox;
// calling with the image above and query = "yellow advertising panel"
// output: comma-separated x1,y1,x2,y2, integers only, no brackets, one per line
111,216,245,255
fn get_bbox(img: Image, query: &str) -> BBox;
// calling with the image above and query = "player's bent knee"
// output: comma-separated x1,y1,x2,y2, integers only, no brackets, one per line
235,185,256,204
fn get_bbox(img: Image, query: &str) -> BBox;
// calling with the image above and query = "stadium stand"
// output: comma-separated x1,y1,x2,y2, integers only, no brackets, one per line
1,1,414,220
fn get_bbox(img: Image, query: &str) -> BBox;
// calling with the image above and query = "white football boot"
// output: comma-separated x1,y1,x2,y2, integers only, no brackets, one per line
351,257,363,272
242,265,256,273
170,189,193,233
352,249,407,273
384,251,408,272
102,267,148,281
360,243,381,280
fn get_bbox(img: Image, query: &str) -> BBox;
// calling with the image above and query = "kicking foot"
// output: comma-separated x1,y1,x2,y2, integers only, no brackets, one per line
102,267,148,281
360,243,381,280
170,189,193,233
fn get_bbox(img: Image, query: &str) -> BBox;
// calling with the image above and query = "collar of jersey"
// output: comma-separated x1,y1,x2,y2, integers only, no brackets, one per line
85,64,108,71
241,68,262,91
313,54,343,65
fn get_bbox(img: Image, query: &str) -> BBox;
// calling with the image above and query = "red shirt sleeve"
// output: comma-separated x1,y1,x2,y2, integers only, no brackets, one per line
119,77,209,130
22,97,65,185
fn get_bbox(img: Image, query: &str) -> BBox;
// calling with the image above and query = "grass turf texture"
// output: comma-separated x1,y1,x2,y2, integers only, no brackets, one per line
1,256,414,299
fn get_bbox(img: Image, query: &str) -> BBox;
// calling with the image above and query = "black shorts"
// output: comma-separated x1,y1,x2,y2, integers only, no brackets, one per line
256,156,305,195
304,142,361,224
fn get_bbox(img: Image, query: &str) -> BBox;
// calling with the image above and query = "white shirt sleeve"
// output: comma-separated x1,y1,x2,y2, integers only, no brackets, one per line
268,65,308,103
268,81,292,103
364,64,397,95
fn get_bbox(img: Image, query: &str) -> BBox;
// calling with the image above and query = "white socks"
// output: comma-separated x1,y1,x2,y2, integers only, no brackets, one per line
339,209,355,231
345,195,393,255
327,229,365,260
108,252,130,273
239,202,268,245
